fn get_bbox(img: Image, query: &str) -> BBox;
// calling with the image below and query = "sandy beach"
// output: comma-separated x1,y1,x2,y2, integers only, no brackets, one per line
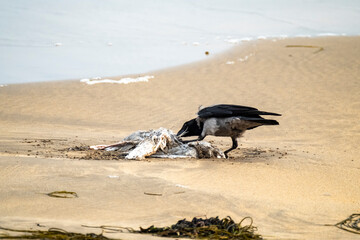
0,36,359,239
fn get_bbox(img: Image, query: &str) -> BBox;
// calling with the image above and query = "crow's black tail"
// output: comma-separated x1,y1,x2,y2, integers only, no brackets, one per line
242,117,279,125
257,119,279,125
256,111,281,116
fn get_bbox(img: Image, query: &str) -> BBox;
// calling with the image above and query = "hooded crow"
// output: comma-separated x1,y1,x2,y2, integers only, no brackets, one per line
177,104,281,157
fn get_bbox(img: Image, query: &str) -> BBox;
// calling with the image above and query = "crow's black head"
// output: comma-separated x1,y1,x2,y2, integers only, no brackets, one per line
177,118,202,137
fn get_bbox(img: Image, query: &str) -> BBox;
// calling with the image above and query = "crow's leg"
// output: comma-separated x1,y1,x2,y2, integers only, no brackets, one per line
224,137,238,158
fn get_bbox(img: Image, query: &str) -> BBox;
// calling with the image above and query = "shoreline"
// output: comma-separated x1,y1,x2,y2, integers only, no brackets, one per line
1,35,358,86
2,0,360,85
0,35,359,240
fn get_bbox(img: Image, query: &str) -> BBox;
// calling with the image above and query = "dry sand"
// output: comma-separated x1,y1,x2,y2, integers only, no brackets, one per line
0,36,359,239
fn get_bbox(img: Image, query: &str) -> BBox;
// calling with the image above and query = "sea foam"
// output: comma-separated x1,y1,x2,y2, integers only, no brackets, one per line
80,76,154,85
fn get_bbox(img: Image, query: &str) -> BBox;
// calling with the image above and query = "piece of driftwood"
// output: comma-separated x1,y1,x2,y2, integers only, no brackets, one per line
286,44,324,54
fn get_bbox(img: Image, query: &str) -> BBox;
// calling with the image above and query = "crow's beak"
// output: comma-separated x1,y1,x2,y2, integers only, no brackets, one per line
176,127,188,137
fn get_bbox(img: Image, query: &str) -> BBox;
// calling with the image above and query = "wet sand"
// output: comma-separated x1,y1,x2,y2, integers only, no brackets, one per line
0,36,359,239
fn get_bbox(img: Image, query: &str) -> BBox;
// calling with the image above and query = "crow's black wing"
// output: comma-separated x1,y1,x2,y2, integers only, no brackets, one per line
197,104,281,118
198,104,256,118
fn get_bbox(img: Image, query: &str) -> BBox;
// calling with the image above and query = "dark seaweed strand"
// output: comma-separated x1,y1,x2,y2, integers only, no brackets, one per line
0,226,111,240
139,216,263,239
81,225,136,234
335,214,360,234
46,191,79,198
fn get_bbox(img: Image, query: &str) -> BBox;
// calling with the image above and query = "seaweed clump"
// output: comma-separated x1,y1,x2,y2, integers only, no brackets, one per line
139,216,263,239
335,213,360,234
0,227,110,240
46,191,78,198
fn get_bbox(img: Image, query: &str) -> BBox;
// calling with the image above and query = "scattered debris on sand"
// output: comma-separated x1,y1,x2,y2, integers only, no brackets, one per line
14,131,288,161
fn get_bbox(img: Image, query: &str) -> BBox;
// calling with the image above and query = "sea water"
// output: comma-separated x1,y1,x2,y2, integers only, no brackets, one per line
0,0,359,85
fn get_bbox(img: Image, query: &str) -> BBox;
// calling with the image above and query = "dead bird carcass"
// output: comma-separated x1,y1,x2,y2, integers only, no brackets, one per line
90,128,225,160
